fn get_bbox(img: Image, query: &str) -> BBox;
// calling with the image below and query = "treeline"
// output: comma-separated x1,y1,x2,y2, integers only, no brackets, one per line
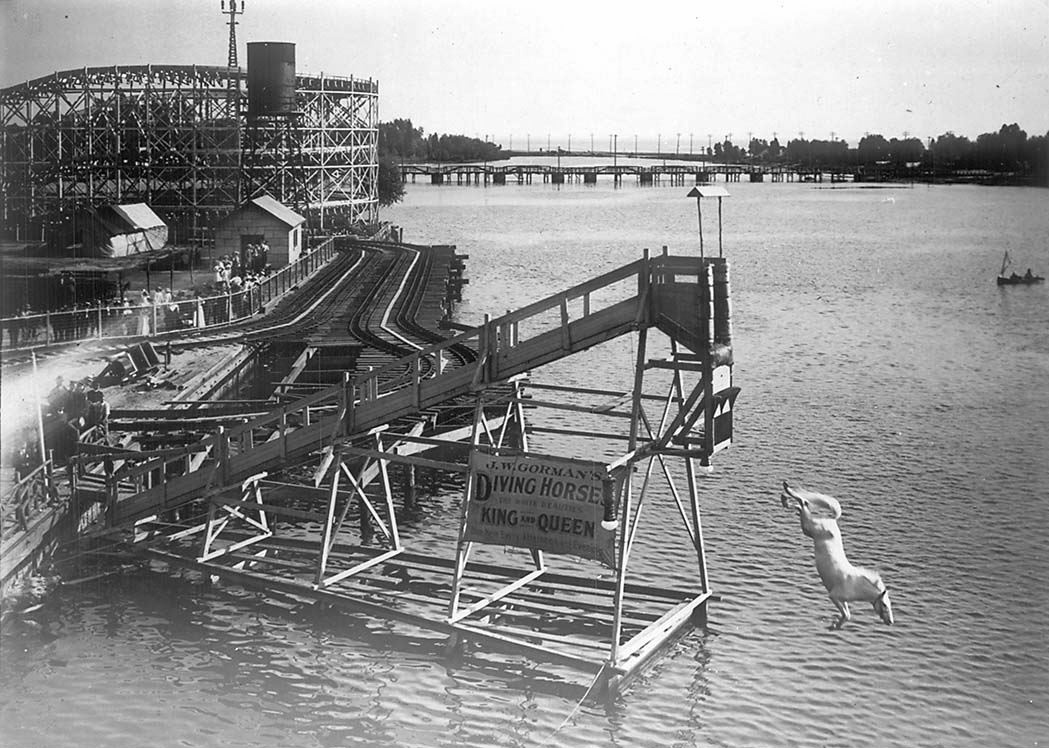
377,118,508,206
378,119,506,163
734,123,1048,183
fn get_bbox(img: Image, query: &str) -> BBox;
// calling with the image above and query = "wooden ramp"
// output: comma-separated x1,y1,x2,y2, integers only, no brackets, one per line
100,251,731,528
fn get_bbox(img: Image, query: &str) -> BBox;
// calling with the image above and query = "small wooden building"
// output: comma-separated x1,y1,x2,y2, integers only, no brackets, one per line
214,195,305,269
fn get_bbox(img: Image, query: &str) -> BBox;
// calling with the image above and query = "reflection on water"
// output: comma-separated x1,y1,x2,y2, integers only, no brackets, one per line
3,182,1048,747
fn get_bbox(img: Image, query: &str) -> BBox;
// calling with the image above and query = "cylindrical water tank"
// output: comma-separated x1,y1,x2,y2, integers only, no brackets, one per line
247,41,297,117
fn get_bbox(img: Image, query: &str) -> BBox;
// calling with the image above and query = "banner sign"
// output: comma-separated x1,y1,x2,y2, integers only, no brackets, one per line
464,450,616,568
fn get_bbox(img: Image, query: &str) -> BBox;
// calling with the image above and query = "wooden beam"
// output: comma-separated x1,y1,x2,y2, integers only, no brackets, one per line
448,567,547,624
338,446,468,473
616,592,710,662
318,548,404,589
453,622,605,673
515,398,633,418
527,425,634,442
212,496,329,523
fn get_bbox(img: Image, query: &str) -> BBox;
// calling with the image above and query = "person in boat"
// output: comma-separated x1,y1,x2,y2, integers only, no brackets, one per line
1025,269,1034,280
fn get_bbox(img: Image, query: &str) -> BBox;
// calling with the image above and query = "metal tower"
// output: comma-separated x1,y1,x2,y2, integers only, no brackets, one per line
221,0,245,111
221,0,245,68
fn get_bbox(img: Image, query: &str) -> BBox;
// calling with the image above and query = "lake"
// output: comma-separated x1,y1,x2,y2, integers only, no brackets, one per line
2,174,1047,747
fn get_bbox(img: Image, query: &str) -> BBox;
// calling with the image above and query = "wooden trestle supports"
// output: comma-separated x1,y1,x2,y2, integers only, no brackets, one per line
81,244,739,698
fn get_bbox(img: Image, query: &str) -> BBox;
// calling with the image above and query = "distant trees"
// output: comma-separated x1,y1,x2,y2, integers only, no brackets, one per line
708,122,1048,184
784,138,849,167
857,134,891,163
376,119,510,205
930,132,971,169
378,118,426,162
378,119,506,164
926,123,1046,182
377,154,404,207
715,138,745,162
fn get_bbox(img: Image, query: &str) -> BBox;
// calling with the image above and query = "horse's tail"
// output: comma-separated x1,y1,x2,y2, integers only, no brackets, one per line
782,481,843,519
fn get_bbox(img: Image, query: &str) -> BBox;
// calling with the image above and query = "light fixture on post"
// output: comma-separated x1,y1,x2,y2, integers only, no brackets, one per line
686,185,730,258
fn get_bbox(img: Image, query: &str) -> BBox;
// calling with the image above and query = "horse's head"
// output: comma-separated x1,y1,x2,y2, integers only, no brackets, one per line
780,481,806,512
872,589,894,625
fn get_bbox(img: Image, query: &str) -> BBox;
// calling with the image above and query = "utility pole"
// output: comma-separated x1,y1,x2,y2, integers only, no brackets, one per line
690,133,693,155
676,133,681,155
568,133,571,152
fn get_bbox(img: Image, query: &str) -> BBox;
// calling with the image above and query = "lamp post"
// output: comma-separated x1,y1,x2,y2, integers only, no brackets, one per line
687,185,730,258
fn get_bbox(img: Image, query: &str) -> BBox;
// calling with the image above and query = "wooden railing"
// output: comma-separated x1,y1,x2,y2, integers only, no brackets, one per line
1,461,56,540
100,252,728,527
0,240,337,351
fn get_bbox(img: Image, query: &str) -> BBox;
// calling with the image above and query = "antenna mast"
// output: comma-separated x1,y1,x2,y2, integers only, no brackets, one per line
221,0,246,68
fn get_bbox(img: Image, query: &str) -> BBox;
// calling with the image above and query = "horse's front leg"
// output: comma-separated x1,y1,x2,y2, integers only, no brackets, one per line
830,598,850,629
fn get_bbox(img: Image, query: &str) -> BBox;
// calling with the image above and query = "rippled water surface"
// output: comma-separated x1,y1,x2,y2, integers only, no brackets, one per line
3,179,1048,747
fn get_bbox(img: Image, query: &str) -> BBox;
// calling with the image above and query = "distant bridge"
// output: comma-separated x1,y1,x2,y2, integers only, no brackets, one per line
402,161,853,186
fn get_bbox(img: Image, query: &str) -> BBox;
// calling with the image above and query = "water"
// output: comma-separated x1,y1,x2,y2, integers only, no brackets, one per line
3,177,1048,746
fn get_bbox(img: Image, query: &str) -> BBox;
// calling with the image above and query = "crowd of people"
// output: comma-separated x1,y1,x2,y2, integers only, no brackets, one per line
12,374,111,484
3,242,275,347
214,241,270,292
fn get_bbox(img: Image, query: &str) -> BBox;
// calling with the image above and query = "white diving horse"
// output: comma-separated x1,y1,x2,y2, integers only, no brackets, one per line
781,481,894,628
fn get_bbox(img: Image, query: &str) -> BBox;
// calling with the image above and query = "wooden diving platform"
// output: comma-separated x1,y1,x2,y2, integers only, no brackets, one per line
67,247,740,696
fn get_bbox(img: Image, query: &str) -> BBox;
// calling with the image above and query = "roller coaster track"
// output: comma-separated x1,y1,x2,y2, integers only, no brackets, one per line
1,238,473,583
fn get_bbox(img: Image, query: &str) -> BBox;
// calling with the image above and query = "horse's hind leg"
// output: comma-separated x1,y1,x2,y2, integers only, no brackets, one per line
830,598,850,629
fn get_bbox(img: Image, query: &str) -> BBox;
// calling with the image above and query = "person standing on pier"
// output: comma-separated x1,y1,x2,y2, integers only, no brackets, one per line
47,376,70,418
139,289,152,336
86,385,110,437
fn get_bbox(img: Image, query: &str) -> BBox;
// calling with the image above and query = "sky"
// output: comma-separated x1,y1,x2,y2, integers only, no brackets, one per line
2,0,1048,148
